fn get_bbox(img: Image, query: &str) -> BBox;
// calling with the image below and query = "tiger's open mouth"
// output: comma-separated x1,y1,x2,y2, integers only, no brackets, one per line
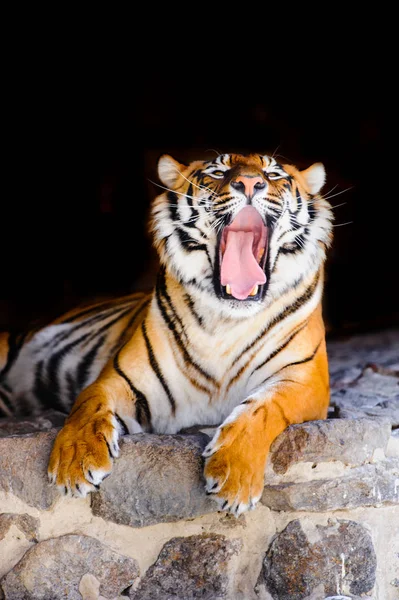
216,206,269,301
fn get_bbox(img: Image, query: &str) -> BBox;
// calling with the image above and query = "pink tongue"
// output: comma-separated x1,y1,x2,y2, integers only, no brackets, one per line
221,231,266,300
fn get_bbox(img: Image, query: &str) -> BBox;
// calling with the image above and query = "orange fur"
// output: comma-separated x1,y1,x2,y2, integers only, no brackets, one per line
204,306,329,507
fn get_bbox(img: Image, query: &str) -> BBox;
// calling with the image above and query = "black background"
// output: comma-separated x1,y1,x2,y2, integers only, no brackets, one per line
1,48,397,336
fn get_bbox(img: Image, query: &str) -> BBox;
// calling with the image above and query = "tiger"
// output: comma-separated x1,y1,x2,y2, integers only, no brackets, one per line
0,152,333,516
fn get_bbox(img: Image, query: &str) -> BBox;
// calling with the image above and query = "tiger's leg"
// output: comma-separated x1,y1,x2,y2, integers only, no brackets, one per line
48,348,146,498
203,340,329,516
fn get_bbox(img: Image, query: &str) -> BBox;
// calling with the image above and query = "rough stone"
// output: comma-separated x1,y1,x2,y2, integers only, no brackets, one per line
268,417,391,475
327,329,399,387
0,430,58,510
331,365,399,427
0,533,139,600
322,597,370,600
262,460,399,511
91,433,216,527
0,513,39,543
0,411,66,437
130,534,242,600
256,519,376,600
0,513,40,579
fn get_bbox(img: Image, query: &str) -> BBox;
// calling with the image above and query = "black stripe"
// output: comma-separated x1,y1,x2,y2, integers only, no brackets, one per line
1,381,11,392
260,340,323,387
114,413,129,435
60,295,143,325
168,191,179,222
113,351,152,428
48,304,132,349
60,301,118,324
141,320,176,413
266,197,282,206
183,293,203,327
227,321,308,394
269,271,320,329
1,331,29,378
34,360,57,411
156,269,217,385
35,332,91,411
251,321,309,375
308,197,316,222
295,186,302,211
66,371,77,406
0,388,13,413
109,298,151,356
60,300,125,324
157,271,187,340
76,335,106,392
84,306,133,345
232,272,320,367
176,228,208,253
214,195,235,209
47,332,91,395
185,184,200,228
273,401,290,427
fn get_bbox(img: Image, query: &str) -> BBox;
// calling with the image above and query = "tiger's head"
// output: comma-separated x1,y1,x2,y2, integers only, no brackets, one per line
151,153,333,318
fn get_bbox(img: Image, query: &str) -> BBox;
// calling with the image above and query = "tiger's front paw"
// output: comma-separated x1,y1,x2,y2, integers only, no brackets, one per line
203,422,267,516
48,411,123,498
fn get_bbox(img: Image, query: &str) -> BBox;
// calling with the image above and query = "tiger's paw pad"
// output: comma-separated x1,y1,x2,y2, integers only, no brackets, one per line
47,412,123,498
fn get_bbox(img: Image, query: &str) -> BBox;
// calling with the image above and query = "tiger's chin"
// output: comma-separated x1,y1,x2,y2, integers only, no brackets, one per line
214,206,270,304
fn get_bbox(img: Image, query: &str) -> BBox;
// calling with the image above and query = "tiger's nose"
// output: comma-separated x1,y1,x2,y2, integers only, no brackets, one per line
231,176,266,199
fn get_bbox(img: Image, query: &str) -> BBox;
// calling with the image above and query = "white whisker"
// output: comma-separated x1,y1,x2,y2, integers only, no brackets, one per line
149,179,217,210
322,186,353,201
177,170,216,197
205,148,222,157
332,221,353,228
322,184,339,197
149,179,199,201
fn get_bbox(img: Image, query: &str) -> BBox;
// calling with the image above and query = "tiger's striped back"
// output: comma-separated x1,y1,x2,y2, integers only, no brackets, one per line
0,293,150,417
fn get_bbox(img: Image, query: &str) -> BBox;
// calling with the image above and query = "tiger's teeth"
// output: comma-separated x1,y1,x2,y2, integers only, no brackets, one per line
226,284,232,295
250,285,258,296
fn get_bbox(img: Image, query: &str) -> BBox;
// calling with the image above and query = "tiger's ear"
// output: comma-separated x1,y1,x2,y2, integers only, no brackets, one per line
158,155,186,189
300,163,326,194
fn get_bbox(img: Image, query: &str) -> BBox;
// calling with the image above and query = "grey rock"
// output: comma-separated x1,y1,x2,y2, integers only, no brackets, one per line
0,513,39,543
268,417,391,475
91,433,216,527
0,430,58,510
327,329,399,385
337,398,399,425
330,362,399,427
130,534,242,600
331,366,399,427
322,596,370,600
0,411,66,438
0,533,139,600
256,519,376,600
262,460,399,511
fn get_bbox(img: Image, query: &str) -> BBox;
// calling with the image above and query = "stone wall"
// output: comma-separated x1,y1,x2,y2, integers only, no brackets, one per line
0,329,398,600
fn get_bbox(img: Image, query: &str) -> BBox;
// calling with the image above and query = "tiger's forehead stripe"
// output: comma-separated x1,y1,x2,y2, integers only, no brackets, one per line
202,153,278,170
